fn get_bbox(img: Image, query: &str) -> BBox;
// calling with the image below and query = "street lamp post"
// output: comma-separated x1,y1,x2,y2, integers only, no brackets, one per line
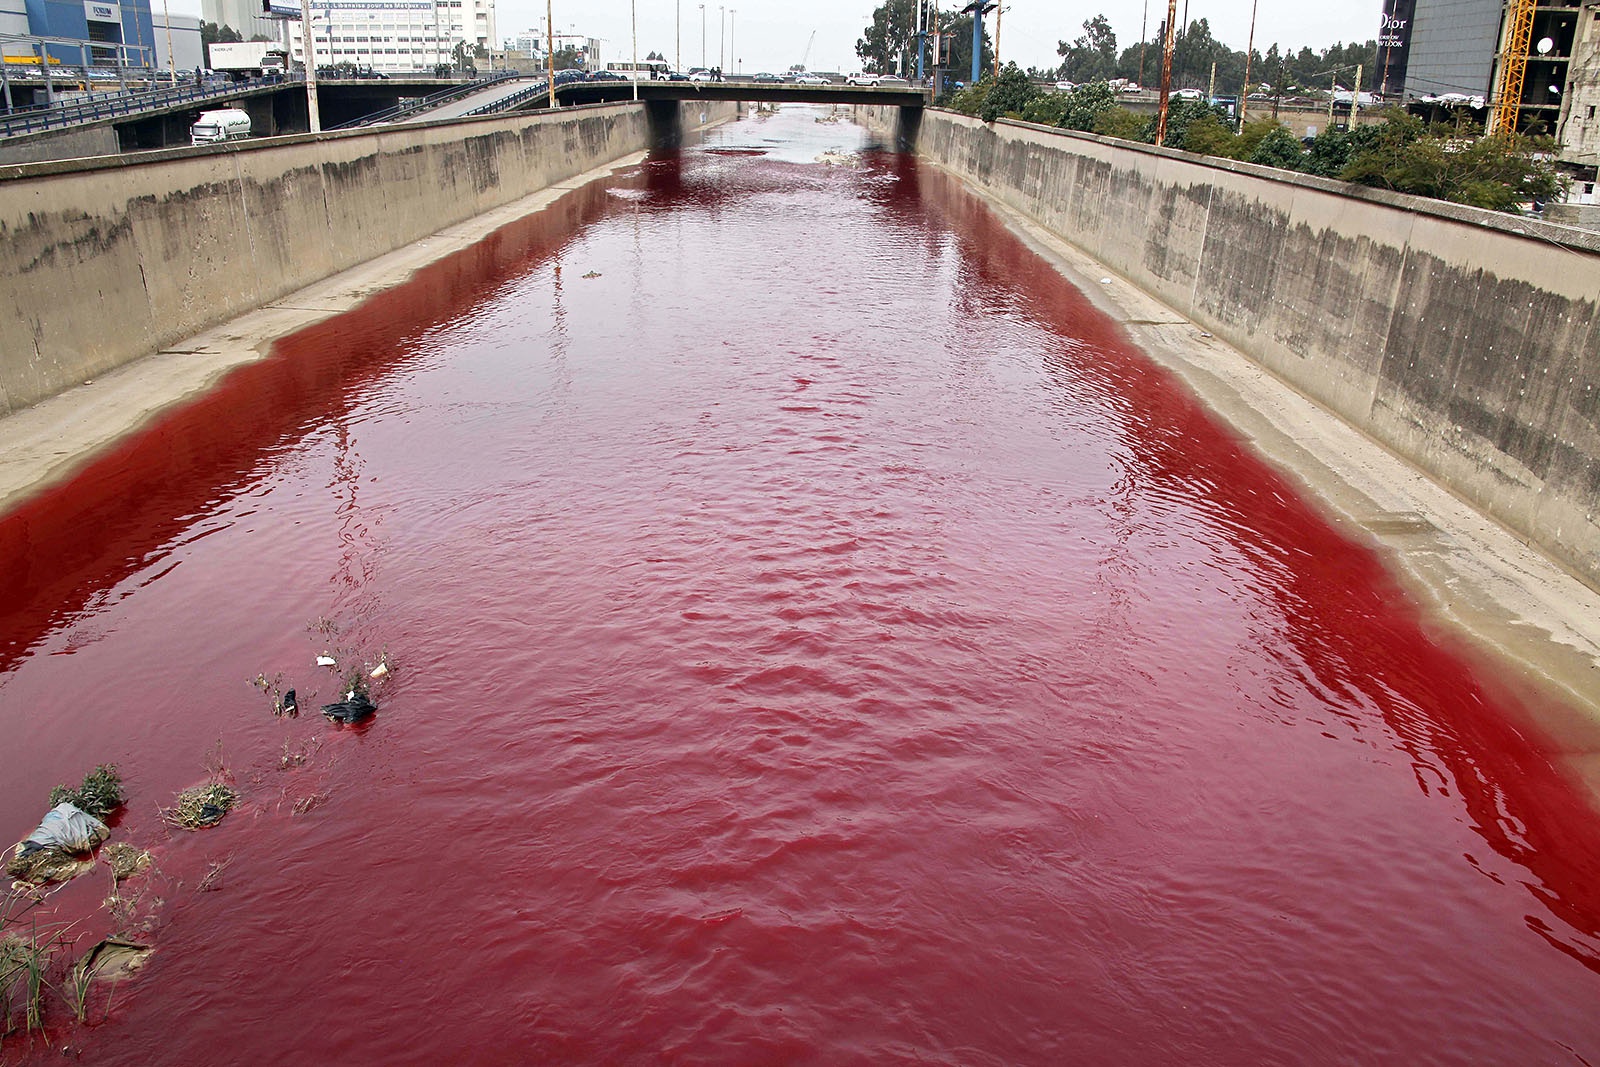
699,3,705,68
718,6,724,73
729,9,735,75
630,0,638,100
676,0,680,72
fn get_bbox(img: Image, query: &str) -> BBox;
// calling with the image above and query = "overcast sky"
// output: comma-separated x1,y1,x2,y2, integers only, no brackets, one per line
166,0,1384,76
494,1,1385,75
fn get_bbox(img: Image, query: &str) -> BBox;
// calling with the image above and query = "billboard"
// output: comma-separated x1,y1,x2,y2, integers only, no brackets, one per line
1379,0,1415,96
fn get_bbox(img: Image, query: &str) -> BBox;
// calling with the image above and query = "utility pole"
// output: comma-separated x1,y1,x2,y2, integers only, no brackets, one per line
1239,0,1257,131
161,0,175,81
298,0,319,132
718,5,724,72
1155,0,1176,145
546,0,554,107
699,3,705,68
729,9,735,74
1351,63,1362,125
1138,0,1148,85
676,0,680,72
630,0,637,100
993,3,1002,77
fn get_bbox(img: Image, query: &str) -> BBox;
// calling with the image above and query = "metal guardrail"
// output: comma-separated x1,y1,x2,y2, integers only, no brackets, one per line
460,78,552,117
0,74,298,139
329,71,519,130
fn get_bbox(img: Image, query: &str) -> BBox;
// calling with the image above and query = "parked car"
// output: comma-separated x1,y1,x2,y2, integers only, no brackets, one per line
1171,87,1204,100
753,71,781,84
876,75,910,87
846,72,879,86
667,71,690,81
794,72,828,86
689,70,715,83
587,70,627,81
1054,80,1076,92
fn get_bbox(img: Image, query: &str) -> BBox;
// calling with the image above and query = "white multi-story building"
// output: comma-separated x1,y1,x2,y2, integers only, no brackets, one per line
282,0,495,73
505,27,601,68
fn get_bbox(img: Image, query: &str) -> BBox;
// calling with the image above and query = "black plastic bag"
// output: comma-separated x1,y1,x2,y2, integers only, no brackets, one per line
322,692,377,724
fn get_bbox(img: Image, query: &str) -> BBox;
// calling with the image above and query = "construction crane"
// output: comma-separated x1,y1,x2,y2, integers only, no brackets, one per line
797,29,816,71
1490,0,1536,135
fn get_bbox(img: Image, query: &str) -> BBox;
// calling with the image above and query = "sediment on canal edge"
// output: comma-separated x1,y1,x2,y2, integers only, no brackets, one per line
858,105,1600,596
0,100,738,418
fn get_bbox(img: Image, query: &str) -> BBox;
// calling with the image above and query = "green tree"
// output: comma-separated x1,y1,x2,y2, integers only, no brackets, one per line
1250,125,1305,169
1182,112,1236,155
1055,81,1116,131
977,62,1038,121
1341,116,1561,212
1057,15,1117,82
1021,92,1068,127
1093,106,1146,140
1231,117,1282,161
858,0,916,75
1157,97,1229,148
200,21,243,67
945,14,992,81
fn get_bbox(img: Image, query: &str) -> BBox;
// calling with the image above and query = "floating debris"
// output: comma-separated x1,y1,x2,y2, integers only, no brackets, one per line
316,655,337,667
72,937,153,986
160,783,237,830
582,270,602,279
369,663,389,681
279,688,299,718
322,691,377,725
5,803,111,886
102,843,151,883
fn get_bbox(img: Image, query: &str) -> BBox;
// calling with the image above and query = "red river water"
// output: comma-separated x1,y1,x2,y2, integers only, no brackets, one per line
3,106,1600,1064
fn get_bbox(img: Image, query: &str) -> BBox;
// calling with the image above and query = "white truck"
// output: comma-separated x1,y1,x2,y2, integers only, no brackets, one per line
208,41,290,81
190,108,252,145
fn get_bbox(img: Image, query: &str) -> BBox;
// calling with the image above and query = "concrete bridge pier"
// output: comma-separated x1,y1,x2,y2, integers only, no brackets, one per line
893,106,922,152
646,99,685,150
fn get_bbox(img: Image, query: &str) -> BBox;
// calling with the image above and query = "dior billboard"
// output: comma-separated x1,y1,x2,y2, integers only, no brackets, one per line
1379,0,1415,96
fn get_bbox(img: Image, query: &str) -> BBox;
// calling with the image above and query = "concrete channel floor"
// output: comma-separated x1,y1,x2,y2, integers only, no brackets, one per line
2,146,1599,801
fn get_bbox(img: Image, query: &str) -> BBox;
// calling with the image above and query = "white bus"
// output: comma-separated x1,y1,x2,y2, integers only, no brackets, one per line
601,59,670,80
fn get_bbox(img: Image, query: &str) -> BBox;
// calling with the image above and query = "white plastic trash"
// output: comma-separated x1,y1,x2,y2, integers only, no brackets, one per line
22,803,110,854
316,655,337,667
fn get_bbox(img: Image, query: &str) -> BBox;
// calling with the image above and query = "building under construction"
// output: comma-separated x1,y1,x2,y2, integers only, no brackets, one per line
1396,0,1599,174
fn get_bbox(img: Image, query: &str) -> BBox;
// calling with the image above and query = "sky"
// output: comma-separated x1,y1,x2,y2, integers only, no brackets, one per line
163,0,1384,76
488,1,1385,76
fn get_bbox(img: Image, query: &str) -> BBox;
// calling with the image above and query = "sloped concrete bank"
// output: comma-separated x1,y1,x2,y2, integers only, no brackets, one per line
0,100,736,418
862,105,1600,594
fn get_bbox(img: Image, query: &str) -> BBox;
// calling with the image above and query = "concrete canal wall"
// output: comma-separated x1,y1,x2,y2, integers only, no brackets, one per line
0,100,736,418
873,106,1600,590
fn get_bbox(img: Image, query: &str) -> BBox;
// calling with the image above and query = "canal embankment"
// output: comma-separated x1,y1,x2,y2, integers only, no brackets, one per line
860,106,1600,597
855,104,1600,744
0,100,737,420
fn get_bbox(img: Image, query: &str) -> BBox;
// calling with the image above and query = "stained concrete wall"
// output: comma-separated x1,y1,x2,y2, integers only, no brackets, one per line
0,100,735,417
874,106,1600,589
0,123,122,166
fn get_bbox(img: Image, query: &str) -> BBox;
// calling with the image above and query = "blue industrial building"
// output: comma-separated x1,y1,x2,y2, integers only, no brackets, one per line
15,0,157,67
